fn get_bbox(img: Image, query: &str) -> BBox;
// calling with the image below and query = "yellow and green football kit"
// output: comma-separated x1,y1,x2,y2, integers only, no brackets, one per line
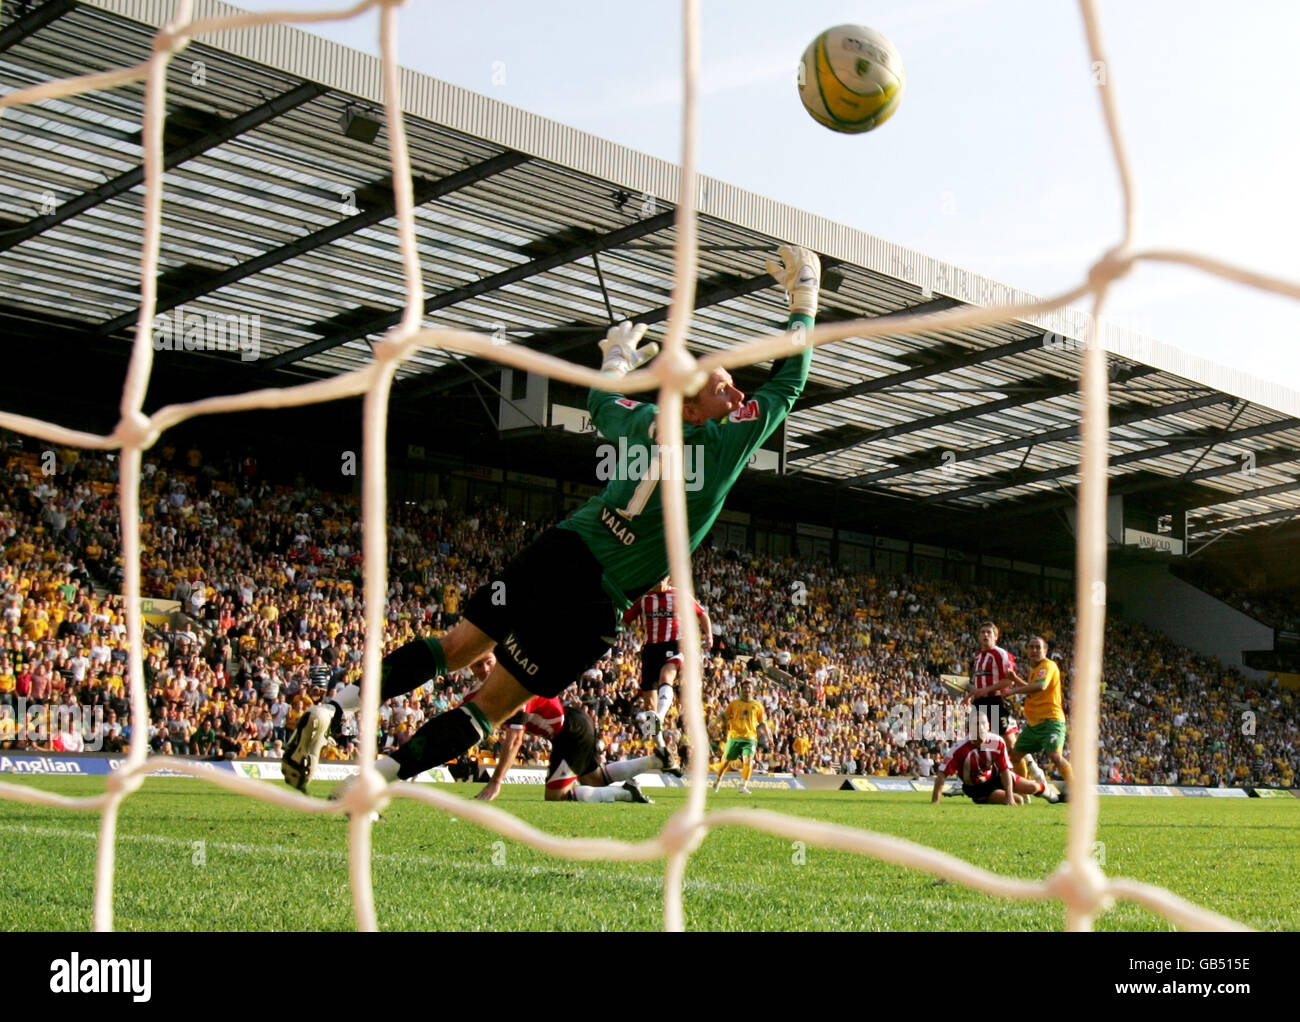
1018,657,1067,754
722,698,765,760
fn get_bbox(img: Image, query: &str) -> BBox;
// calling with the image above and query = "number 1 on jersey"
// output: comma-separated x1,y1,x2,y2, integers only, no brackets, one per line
617,447,660,519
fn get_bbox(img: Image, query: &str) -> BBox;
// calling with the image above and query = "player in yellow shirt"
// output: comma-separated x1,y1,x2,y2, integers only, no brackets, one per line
712,678,773,795
1003,636,1073,790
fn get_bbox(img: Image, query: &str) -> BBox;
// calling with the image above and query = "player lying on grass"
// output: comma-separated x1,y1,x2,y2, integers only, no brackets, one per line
624,577,712,739
930,711,1060,805
968,620,1050,790
1001,635,1073,791
712,678,772,795
282,245,820,794
472,655,683,804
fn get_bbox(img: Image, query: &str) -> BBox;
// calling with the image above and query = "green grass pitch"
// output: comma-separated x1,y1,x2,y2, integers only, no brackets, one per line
1,777,1296,931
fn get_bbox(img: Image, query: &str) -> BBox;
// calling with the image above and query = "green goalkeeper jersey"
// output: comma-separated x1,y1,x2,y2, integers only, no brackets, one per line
559,314,813,618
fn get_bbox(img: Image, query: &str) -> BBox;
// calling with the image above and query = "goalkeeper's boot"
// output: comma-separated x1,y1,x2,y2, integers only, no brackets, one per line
654,743,683,778
622,778,654,804
283,704,333,792
326,699,347,739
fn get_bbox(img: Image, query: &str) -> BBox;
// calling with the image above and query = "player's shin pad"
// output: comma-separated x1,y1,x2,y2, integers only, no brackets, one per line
380,636,448,701
390,704,491,780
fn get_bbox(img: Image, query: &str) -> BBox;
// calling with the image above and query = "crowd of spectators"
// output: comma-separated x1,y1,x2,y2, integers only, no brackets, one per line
1,430,1295,789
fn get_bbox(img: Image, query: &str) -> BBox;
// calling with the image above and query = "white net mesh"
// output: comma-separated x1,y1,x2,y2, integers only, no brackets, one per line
3,0,1296,932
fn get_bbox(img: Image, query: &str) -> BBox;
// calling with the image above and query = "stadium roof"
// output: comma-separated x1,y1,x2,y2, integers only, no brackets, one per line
2,0,1298,548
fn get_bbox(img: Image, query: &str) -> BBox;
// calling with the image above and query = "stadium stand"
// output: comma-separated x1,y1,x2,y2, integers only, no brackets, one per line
1172,560,1299,633
2,429,1294,788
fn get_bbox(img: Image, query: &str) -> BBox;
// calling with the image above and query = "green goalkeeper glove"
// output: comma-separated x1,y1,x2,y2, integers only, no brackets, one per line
599,320,660,376
765,244,821,318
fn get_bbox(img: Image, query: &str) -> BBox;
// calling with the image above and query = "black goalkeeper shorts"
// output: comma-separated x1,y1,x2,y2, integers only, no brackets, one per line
463,528,617,698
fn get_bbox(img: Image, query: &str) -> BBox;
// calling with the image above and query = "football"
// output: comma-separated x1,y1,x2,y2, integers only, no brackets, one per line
798,24,905,134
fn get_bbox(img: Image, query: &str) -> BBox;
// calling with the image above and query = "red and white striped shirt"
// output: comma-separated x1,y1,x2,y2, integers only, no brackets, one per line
623,588,704,645
972,645,1015,706
972,645,1015,687
940,735,1012,784
509,696,565,740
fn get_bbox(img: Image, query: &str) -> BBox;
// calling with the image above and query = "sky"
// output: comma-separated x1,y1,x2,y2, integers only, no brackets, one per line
234,0,1300,393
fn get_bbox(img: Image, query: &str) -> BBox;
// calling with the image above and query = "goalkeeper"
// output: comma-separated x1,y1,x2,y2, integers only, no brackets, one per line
283,245,820,792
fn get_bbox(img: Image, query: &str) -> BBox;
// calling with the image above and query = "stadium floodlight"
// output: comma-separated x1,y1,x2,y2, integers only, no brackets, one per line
820,268,846,293
339,105,382,144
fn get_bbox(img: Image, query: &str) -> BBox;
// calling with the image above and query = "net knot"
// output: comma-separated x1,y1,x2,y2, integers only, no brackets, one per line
658,347,707,398
1047,858,1113,916
152,23,190,57
105,763,144,798
373,325,418,364
1088,246,1134,290
113,411,158,451
659,809,705,857
341,767,390,817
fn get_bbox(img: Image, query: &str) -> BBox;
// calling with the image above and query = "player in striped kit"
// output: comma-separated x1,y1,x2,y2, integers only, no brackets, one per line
283,245,820,795
968,620,1050,790
624,578,712,738
473,670,682,804
929,711,1059,805
969,621,1018,736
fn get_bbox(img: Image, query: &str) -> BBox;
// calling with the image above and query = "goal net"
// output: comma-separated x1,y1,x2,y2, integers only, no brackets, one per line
3,0,1293,932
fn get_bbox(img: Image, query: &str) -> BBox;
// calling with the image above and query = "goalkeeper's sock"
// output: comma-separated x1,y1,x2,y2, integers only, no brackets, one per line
600,754,660,783
379,637,448,701
655,683,674,722
332,636,447,712
570,785,629,803
389,703,491,780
